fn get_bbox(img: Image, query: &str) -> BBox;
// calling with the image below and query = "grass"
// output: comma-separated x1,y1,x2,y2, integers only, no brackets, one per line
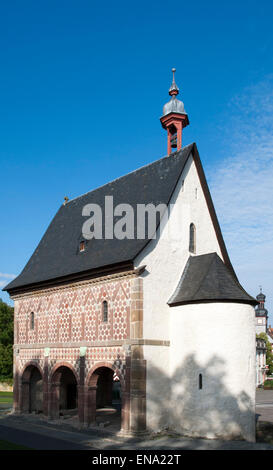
0,439,32,450
0,392,13,404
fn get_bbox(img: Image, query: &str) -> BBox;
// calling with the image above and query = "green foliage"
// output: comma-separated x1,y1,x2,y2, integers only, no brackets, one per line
0,377,13,386
263,379,273,388
257,332,273,375
0,300,14,379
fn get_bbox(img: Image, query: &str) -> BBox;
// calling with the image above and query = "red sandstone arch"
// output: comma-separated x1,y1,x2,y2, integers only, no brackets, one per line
85,361,125,429
49,362,79,420
21,361,44,382
20,362,44,414
50,361,79,384
86,361,124,389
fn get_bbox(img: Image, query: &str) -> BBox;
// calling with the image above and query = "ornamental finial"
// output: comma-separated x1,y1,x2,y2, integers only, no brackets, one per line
169,67,179,96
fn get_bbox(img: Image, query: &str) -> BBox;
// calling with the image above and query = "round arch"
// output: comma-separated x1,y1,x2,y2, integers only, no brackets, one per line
20,362,44,414
49,361,79,385
86,361,124,390
21,361,44,383
49,362,79,420
85,362,124,429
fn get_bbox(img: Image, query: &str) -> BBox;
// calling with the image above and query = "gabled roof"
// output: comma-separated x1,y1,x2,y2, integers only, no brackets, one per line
168,252,257,307
4,143,235,294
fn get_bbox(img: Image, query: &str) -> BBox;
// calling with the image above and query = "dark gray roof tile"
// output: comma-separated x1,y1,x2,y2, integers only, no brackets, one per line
5,145,194,292
168,253,257,306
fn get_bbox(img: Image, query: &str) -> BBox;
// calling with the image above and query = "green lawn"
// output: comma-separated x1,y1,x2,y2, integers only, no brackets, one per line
0,439,32,450
0,392,13,404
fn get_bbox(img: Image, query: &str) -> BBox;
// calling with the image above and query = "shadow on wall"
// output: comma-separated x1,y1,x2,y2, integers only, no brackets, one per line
147,353,255,442
12,352,256,442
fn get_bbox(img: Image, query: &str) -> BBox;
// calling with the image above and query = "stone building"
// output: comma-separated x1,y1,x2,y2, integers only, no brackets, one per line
255,289,269,336
4,70,258,441
255,289,272,386
256,337,267,387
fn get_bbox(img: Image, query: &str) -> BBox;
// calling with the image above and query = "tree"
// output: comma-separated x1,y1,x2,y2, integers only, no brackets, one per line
257,332,273,376
0,299,14,379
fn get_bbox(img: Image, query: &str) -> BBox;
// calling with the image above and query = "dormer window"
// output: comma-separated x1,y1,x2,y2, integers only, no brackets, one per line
79,241,85,252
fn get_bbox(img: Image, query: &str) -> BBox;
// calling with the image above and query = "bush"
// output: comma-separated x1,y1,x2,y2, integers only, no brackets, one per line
0,376,13,386
0,344,13,379
0,300,13,380
263,380,273,389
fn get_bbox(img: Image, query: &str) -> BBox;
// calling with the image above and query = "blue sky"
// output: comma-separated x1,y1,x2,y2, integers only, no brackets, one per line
1,1,273,320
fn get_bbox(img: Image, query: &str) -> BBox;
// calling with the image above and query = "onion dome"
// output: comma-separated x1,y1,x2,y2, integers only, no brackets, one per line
162,68,187,117
257,292,266,302
255,287,268,316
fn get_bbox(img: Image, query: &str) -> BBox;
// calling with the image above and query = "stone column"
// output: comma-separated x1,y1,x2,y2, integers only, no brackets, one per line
121,350,131,433
43,355,49,416
20,380,30,413
13,353,20,413
48,382,60,419
130,347,146,433
128,276,146,434
78,354,86,424
85,385,97,426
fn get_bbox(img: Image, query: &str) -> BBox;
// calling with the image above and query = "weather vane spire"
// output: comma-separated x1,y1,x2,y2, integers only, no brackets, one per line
169,67,179,96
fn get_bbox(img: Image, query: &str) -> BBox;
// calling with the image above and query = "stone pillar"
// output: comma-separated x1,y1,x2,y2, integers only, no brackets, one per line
48,382,60,420
13,371,20,413
13,354,20,413
127,276,146,434
130,347,146,433
78,355,85,424
85,386,97,426
130,277,143,340
121,352,131,433
20,380,30,413
43,356,49,416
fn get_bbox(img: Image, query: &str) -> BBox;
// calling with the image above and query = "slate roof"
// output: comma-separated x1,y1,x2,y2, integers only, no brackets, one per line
168,253,258,306
4,144,194,292
4,143,238,294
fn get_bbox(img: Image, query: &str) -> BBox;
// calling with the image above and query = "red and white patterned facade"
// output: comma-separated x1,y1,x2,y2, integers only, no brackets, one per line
12,269,146,433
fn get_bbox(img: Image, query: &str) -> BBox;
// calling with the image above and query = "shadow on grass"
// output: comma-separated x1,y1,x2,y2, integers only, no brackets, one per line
0,439,32,450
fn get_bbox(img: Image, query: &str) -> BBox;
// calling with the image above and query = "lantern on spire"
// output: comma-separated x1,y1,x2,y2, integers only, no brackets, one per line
160,68,189,155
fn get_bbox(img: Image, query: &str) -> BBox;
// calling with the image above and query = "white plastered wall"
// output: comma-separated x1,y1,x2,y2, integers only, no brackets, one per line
169,302,256,441
134,152,225,431
134,152,223,341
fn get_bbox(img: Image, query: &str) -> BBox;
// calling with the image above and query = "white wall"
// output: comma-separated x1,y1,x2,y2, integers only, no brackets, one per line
135,153,223,341
135,152,255,440
169,302,256,441
143,345,170,431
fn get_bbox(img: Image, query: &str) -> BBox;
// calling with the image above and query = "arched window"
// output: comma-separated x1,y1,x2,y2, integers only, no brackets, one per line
30,312,34,330
199,373,203,390
102,301,108,322
189,223,196,253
